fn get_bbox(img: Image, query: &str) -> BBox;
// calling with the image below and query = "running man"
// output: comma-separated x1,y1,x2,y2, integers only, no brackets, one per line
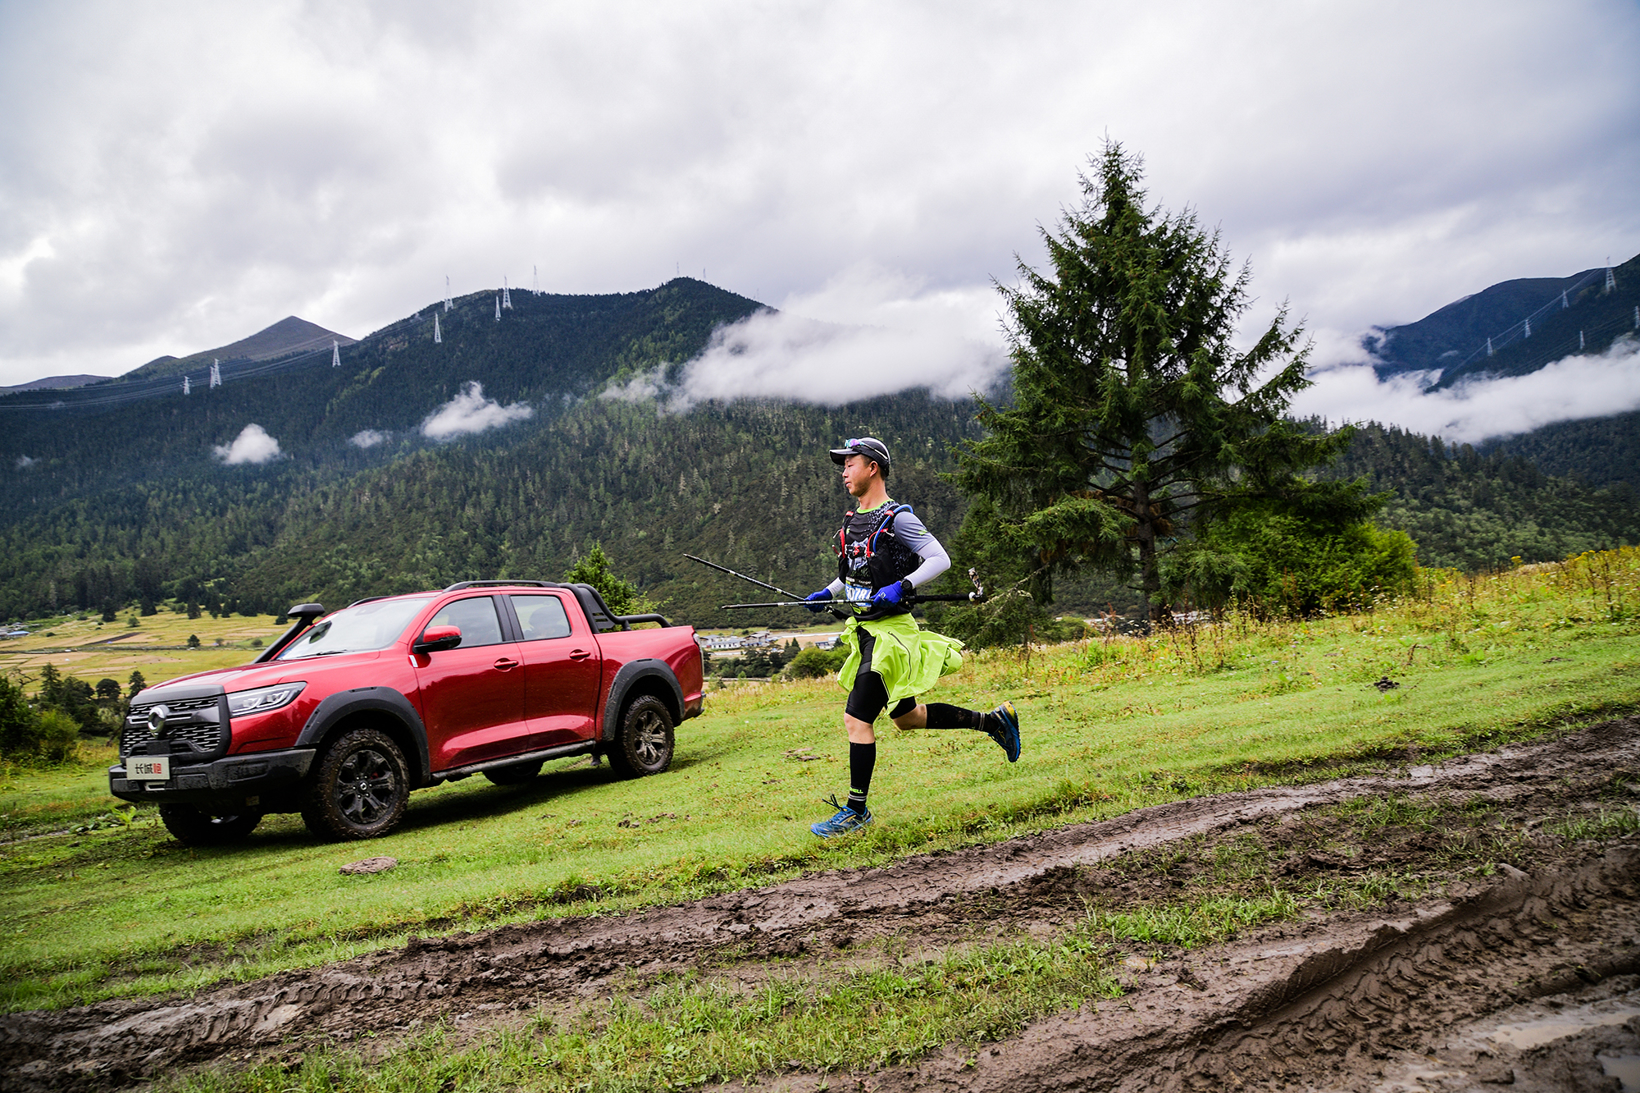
803,436,1020,838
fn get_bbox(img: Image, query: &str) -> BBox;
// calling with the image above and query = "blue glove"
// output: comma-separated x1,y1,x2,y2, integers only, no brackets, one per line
804,589,833,614
872,580,912,606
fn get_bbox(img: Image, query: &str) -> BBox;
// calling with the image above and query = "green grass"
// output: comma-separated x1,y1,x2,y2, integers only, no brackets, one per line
3,549,1639,1013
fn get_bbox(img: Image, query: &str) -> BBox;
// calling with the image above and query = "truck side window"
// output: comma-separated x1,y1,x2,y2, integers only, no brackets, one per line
427,596,506,648
509,595,572,641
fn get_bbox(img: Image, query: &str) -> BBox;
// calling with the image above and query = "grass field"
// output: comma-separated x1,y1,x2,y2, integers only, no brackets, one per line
1,550,1637,1015
0,608,289,697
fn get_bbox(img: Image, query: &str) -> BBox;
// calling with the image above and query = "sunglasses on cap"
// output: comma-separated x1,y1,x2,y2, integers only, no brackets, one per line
829,437,891,466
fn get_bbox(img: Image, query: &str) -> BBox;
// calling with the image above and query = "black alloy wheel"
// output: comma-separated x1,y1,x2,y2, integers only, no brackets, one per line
301,727,409,840
483,759,544,786
158,804,263,846
607,694,674,777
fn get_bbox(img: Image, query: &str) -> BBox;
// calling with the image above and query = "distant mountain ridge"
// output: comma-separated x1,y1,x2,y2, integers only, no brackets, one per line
120,316,358,381
0,374,112,394
1365,266,1603,377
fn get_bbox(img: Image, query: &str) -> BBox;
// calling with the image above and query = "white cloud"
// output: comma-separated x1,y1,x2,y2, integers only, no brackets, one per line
14,454,37,469
212,423,281,465
605,264,1008,408
420,381,533,440
1290,337,1640,444
348,428,387,449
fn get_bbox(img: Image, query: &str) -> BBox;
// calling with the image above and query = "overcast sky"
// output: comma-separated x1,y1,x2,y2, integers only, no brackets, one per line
2,0,1637,438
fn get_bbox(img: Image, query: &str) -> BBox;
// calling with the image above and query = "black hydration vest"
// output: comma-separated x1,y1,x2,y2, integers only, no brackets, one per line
835,503,920,618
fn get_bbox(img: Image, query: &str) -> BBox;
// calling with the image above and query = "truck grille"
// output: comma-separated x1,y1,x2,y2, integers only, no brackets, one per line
123,695,225,761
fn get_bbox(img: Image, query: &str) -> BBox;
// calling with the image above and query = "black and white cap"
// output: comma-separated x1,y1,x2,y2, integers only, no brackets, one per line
829,436,891,467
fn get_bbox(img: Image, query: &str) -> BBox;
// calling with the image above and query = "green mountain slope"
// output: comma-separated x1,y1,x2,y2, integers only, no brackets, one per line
1,274,1637,626
1481,409,1640,494
1319,423,1640,571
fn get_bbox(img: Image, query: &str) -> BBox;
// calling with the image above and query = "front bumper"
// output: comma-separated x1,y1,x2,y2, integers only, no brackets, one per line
108,747,316,810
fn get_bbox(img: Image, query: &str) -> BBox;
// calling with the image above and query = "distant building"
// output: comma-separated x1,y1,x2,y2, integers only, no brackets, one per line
700,635,745,651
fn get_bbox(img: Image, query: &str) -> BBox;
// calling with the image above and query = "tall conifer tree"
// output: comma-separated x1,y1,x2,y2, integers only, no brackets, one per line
955,143,1373,625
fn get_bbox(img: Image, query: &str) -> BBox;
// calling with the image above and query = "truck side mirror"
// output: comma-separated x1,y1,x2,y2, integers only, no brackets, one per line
413,625,463,654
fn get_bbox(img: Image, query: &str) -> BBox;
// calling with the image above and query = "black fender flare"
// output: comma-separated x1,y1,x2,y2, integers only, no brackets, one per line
600,660,684,744
295,688,432,786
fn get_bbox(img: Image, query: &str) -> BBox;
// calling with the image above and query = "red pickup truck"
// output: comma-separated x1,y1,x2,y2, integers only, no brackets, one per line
109,581,704,846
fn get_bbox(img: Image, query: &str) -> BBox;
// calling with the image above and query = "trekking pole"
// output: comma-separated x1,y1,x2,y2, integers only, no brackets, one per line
684,553,851,619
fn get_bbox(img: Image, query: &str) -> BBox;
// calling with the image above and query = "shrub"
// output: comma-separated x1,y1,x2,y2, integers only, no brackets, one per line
32,711,81,762
0,676,80,763
785,646,847,679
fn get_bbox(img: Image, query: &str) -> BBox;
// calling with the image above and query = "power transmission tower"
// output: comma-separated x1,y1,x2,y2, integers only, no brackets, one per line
502,277,513,309
434,312,442,343
332,340,341,367
183,375,191,396
445,276,453,312
495,295,501,322
209,359,222,388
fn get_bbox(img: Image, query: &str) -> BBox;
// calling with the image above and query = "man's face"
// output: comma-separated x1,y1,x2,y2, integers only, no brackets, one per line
840,453,878,497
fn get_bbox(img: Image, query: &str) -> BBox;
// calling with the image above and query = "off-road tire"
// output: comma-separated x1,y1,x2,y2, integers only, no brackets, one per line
301,727,409,840
158,804,262,846
483,759,544,786
606,694,674,778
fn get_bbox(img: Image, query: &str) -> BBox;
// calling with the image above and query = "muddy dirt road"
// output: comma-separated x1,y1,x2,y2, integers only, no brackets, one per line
4,718,1638,1092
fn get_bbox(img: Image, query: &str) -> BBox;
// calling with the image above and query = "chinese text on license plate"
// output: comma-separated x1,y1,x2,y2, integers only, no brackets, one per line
128,756,170,781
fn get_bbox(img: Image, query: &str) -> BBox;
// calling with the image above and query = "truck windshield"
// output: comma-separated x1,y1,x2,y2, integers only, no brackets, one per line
278,596,435,660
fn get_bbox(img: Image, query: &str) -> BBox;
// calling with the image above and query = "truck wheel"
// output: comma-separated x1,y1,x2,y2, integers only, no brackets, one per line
607,694,674,777
158,804,262,846
484,760,543,786
301,728,409,841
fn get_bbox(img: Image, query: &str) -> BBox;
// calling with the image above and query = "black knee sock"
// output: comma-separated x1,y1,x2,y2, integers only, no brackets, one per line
847,742,876,813
924,703,985,730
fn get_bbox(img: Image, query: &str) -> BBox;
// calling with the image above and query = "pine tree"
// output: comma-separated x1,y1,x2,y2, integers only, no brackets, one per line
955,143,1373,625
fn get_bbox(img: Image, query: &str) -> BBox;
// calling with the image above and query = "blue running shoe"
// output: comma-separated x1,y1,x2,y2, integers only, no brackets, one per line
810,794,873,837
986,702,1021,762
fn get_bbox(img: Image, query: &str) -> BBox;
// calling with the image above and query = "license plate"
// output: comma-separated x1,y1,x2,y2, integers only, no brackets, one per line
127,756,171,781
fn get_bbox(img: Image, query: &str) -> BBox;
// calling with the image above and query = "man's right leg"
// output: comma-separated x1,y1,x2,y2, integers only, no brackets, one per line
812,633,888,837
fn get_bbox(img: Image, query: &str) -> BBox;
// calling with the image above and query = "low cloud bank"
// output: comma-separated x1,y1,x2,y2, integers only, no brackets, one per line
15,455,36,469
1292,335,1640,444
213,423,281,465
421,381,534,440
349,429,388,449
605,265,1008,410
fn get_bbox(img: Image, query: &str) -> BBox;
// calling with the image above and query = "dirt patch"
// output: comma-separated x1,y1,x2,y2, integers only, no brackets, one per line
2,717,1638,1092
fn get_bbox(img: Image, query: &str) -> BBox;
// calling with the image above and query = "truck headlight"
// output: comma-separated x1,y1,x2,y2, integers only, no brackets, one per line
226,682,307,718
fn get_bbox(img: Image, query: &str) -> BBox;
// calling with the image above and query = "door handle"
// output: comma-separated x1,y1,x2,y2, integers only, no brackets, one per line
569,648,592,660
493,658,520,670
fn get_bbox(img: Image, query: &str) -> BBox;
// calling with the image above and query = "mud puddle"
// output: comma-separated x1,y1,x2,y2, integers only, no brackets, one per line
2,716,1638,1092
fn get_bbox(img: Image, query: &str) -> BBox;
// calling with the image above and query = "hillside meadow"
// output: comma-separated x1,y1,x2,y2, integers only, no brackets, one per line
0,548,1636,1015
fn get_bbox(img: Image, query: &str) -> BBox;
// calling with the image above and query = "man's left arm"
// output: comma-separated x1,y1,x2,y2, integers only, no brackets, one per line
881,510,950,600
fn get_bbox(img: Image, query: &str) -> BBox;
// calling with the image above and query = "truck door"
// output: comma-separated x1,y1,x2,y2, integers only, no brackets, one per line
506,593,602,746
412,594,527,771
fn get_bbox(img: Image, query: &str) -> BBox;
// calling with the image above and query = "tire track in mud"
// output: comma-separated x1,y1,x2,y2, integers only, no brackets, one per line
3,717,1638,1091
883,848,1640,1093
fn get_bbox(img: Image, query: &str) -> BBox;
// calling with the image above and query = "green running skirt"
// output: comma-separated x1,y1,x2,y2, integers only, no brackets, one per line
835,612,965,704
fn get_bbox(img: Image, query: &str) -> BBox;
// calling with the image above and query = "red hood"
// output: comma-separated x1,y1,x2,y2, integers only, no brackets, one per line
141,652,380,696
